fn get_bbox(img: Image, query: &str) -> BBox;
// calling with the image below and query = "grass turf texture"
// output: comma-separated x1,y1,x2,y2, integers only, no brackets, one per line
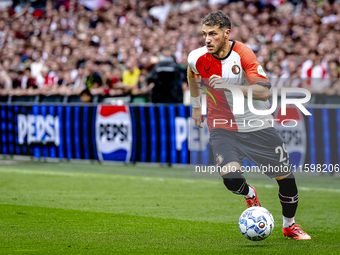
0,162,339,254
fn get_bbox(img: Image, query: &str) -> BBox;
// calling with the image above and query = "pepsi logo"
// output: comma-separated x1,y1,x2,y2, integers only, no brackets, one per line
17,114,60,146
99,123,128,142
96,105,132,162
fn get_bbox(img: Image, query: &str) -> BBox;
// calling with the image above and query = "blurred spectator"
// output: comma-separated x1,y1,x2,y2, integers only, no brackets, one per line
147,47,183,103
276,0,294,14
279,60,302,89
80,88,93,103
0,70,12,94
36,66,49,89
30,52,44,78
72,66,87,94
130,74,155,103
21,67,37,92
269,65,285,93
324,61,340,95
85,60,102,90
58,72,73,95
109,68,125,96
0,0,339,101
301,50,329,94
122,59,141,92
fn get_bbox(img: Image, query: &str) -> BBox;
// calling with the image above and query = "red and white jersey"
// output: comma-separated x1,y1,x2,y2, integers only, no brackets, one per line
46,71,59,86
188,40,273,132
301,61,329,92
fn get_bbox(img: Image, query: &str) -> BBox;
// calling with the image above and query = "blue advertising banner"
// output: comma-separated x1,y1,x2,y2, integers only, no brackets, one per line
0,103,339,168
2,104,98,160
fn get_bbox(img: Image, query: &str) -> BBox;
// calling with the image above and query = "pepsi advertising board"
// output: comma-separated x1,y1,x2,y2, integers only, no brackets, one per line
17,114,60,146
1,103,340,168
1,104,98,160
96,105,132,162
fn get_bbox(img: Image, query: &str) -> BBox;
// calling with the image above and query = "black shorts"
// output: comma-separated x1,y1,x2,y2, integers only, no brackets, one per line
209,127,292,178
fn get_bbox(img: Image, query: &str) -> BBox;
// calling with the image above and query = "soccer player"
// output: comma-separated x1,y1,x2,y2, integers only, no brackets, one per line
187,11,311,240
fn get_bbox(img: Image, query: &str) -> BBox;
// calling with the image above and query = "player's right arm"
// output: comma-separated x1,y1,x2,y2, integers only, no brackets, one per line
187,49,206,128
187,66,199,97
187,65,205,128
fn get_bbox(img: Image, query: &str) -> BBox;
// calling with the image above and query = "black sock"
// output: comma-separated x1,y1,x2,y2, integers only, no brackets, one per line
221,170,249,195
277,173,298,218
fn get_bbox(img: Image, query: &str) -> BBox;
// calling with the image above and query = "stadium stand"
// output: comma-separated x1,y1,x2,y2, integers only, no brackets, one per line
0,0,339,103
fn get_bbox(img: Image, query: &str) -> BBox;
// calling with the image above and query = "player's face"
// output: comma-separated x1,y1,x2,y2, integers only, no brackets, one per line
202,25,228,54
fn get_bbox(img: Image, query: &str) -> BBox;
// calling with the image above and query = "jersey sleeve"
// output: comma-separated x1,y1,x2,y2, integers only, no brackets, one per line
187,51,200,75
238,44,271,88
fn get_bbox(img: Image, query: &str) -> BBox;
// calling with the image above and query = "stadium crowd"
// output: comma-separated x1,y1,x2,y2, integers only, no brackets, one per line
0,0,340,103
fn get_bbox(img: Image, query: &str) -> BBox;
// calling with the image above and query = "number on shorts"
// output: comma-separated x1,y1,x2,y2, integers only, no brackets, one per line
275,144,289,163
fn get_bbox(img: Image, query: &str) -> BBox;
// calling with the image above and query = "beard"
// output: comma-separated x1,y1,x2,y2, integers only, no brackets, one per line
212,36,226,55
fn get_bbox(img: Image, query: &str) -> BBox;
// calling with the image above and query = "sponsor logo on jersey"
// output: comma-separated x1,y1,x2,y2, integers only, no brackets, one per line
257,65,267,77
17,114,60,145
274,106,306,169
231,64,240,74
96,105,132,162
204,66,210,72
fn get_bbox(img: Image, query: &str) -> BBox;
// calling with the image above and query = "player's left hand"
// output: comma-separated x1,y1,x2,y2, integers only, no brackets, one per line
209,75,226,88
192,107,205,128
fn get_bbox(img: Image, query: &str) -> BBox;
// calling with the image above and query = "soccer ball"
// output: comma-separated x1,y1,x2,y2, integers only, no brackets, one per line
238,207,274,241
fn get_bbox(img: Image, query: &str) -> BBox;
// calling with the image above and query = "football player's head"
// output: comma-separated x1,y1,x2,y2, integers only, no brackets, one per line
202,11,231,55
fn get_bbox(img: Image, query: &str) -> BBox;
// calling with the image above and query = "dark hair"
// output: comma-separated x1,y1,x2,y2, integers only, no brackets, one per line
80,88,92,97
202,11,231,30
309,50,319,55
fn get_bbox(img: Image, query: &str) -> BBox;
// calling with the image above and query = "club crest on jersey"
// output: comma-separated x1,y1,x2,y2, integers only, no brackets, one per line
216,154,224,165
231,65,240,74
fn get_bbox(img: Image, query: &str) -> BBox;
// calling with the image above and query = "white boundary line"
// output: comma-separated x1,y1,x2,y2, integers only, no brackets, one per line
1,167,340,193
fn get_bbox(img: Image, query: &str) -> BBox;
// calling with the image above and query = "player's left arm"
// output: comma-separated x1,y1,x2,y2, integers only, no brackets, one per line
238,84,269,101
209,76,269,101
210,43,271,101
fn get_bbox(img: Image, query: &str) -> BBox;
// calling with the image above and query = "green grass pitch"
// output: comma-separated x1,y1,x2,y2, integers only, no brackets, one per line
0,162,339,254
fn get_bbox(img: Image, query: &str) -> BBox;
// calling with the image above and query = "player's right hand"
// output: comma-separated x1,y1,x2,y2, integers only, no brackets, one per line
209,74,225,88
192,107,205,128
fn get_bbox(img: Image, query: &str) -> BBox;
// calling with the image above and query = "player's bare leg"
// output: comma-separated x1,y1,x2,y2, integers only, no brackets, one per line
275,173,311,240
219,162,260,207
